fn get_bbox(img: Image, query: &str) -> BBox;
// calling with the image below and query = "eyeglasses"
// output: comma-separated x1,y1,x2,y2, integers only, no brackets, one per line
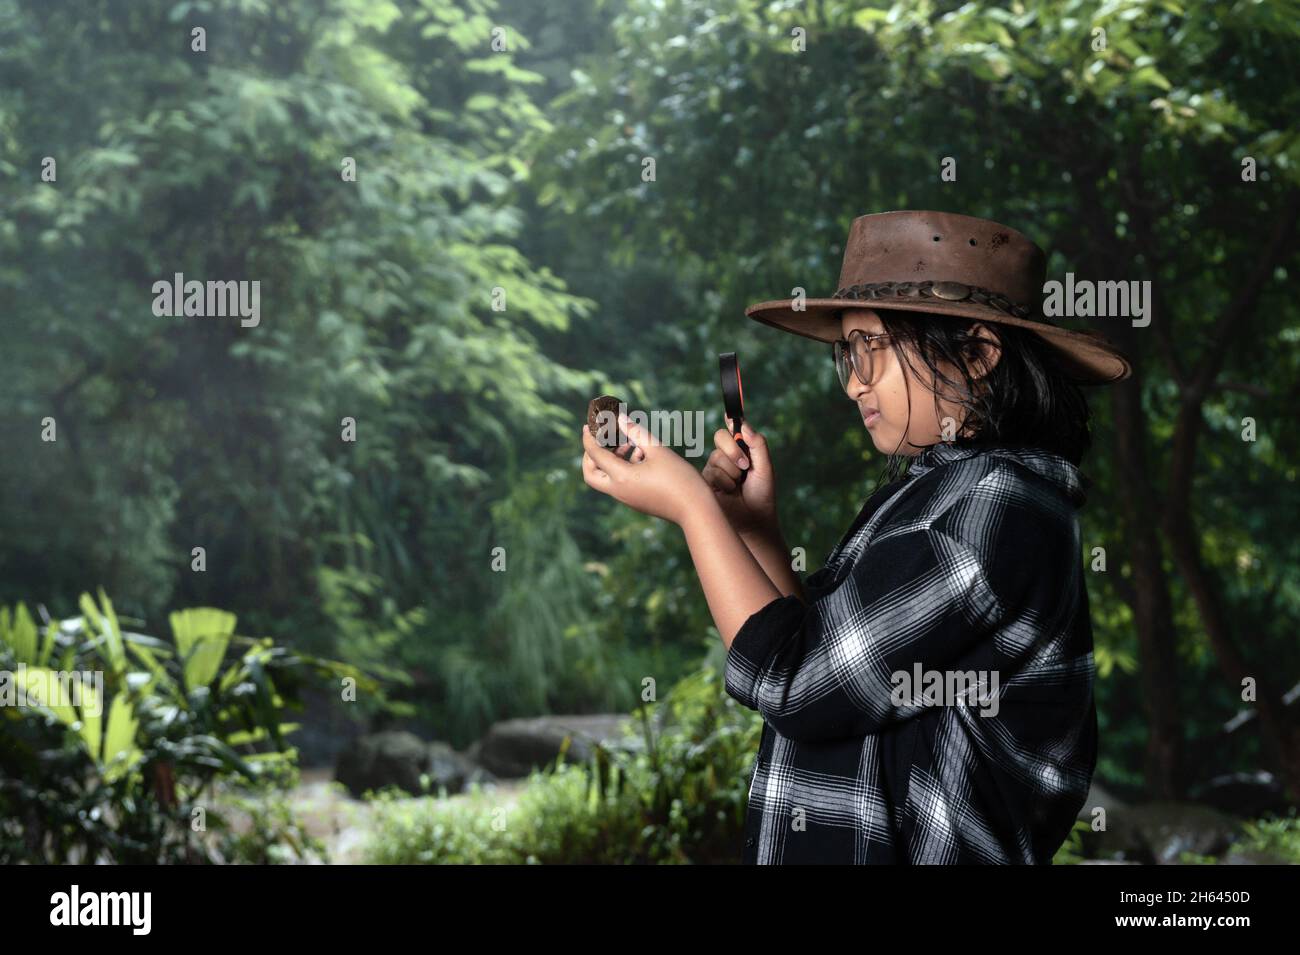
832,330,892,392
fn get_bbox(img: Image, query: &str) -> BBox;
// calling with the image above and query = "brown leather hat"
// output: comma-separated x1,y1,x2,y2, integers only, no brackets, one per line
744,210,1132,385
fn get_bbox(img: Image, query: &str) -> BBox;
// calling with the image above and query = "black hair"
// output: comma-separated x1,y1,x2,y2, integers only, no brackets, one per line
864,309,1093,487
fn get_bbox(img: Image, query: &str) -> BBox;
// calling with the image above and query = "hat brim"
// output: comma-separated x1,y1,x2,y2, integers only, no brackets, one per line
744,298,1133,386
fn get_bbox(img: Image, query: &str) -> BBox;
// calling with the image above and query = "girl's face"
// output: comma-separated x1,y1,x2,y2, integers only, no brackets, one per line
838,307,992,456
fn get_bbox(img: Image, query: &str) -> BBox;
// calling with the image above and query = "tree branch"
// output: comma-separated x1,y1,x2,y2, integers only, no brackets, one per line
1214,379,1273,399
1189,189,1300,400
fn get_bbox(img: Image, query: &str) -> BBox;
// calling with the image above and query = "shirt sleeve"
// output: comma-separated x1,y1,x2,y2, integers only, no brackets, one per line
722,499,1068,744
800,564,837,599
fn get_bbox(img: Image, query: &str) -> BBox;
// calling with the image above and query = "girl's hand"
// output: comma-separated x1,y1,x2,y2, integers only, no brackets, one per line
701,418,778,535
581,413,708,526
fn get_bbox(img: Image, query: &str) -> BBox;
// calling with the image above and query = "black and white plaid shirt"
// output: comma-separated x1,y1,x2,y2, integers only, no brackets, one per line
724,441,1098,864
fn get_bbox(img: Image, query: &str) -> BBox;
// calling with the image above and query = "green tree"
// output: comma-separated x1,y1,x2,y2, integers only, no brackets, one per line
0,0,619,740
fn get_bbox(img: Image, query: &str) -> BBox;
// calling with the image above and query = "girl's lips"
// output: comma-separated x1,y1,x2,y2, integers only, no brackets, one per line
863,410,881,427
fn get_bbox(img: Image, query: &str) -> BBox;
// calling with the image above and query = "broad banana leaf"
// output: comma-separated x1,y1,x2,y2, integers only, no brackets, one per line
101,694,141,783
169,608,237,693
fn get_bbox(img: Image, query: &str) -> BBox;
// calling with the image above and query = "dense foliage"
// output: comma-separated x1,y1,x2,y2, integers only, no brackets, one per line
363,665,762,864
0,591,357,862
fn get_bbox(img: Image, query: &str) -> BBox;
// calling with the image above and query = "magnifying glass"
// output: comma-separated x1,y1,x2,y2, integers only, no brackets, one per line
718,352,751,484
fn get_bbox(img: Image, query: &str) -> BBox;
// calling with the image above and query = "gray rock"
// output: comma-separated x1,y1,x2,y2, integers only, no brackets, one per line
1076,859,1141,864
335,730,428,797
1188,771,1291,819
472,713,649,779
334,730,445,798
1221,847,1294,865
427,740,497,793
1095,802,1241,865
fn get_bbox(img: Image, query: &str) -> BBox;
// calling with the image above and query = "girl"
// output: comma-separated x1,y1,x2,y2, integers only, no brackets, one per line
579,211,1131,863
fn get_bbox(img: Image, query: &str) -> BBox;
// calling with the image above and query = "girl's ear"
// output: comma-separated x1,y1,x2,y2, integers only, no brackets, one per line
964,323,1003,380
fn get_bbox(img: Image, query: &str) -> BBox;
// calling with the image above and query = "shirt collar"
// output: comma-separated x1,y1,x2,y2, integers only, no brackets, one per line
905,442,1089,507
